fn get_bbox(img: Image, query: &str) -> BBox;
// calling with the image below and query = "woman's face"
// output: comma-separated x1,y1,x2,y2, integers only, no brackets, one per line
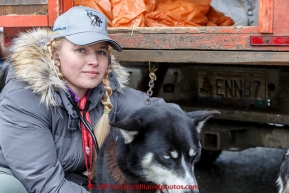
55,39,109,98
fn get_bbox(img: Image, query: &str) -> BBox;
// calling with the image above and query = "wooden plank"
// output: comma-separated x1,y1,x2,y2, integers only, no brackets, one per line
0,0,47,5
0,5,47,15
112,50,289,65
3,27,32,46
60,0,73,14
48,0,57,26
109,32,289,51
258,0,274,33
0,15,48,26
273,0,289,34
108,26,259,34
109,27,259,50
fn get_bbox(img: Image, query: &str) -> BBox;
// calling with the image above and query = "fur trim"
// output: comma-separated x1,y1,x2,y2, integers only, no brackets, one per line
9,28,65,107
8,28,129,107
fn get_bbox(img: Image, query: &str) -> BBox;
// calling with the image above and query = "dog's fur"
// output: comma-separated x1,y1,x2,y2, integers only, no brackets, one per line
95,103,220,193
277,148,289,193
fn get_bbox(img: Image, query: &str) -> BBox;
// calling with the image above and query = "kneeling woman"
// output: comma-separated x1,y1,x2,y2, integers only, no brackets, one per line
0,6,164,193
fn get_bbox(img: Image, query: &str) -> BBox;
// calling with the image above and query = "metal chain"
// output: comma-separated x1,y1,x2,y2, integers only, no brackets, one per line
145,63,158,105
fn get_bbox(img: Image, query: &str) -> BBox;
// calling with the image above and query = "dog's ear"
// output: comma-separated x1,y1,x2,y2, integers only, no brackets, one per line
110,119,142,144
187,110,220,133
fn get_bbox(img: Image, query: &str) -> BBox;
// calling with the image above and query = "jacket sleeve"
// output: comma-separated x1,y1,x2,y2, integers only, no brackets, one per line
0,88,89,193
114,86,180,121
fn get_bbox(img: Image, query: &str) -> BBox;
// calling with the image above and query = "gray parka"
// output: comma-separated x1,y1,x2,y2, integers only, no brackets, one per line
0,29,163,193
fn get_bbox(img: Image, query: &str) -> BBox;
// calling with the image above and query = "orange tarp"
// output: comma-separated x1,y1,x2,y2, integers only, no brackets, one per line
74,0,234,27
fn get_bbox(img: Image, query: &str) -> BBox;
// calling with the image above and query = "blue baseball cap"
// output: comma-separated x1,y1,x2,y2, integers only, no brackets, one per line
51,6,122,52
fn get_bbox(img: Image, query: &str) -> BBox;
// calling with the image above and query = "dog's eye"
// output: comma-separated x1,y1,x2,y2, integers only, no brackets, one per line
189,148,196,157
163,155,170,159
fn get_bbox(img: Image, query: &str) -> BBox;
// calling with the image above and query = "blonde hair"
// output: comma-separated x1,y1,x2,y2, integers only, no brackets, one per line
90,61,113,178
46,38,66,80
94,72,113,147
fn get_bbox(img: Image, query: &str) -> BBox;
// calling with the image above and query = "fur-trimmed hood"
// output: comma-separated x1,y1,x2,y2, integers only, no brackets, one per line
7,28,129,107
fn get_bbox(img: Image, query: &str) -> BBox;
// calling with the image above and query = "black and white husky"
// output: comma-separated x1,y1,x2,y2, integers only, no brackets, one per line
95,103,220,193
277,148,289,193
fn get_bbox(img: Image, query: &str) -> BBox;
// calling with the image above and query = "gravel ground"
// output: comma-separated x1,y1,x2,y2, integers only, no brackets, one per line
195,147,287,193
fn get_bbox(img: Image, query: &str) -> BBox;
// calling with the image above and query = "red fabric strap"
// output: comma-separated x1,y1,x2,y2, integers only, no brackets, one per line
78,95,94,190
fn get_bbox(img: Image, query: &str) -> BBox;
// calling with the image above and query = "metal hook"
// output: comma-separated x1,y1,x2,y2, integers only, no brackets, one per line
145,62,159,105
148,62,158,80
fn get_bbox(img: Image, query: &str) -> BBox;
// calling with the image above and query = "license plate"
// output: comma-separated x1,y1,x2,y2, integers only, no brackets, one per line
197,70,268,108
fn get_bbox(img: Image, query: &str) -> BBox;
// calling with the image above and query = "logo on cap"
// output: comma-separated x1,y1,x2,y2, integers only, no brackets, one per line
52,27,66,35
87,11,103,27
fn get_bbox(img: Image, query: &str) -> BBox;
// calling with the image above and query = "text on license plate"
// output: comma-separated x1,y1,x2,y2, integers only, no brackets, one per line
197,70,268,107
